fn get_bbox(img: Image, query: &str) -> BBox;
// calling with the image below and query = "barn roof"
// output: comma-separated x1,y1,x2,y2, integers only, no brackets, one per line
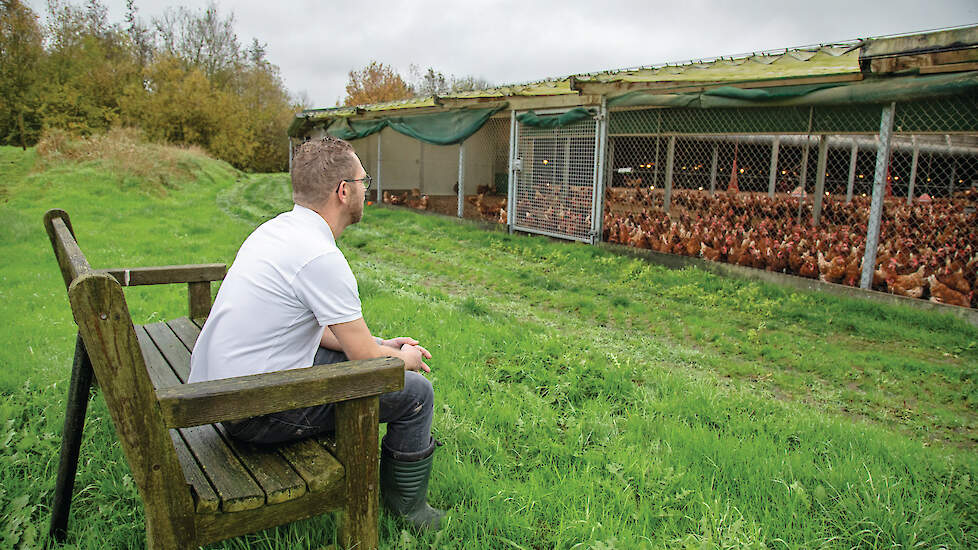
289,25,978,138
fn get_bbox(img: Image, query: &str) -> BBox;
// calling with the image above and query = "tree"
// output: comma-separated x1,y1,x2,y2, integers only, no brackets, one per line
0,0,45,147
407,64,493,96
343,61,411,106
40,0,141,135
409,65,449,96
153,1,240,87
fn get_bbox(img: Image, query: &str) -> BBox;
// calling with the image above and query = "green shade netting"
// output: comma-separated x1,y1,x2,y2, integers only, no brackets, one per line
516,107,594,128
607,71,978,109
326,105,505,145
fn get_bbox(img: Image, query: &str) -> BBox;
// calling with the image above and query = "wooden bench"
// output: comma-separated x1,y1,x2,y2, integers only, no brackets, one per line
44,209,404,550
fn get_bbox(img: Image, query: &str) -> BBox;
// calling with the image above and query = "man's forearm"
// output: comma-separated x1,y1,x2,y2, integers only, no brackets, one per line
322,326,384,351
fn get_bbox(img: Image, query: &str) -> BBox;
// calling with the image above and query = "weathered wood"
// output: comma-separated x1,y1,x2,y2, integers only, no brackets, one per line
188,281,212,319
100,264,226,286
170,429,220,514
277,437,345,493
213,423,308,505
144,321,193,382
136,326,182,389
44,212,92,291
49,333,94,542
156,358,405,428
179,424,265,513
336,397,380,550
196,484,345,545
167,317,201,353
68,273,195,548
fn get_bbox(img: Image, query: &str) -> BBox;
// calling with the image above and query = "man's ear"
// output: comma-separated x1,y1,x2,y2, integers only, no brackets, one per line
335,180,349,204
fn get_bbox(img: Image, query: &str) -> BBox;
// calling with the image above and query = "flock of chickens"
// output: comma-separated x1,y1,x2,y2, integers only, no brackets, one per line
603,187,978,308
381,183,977,309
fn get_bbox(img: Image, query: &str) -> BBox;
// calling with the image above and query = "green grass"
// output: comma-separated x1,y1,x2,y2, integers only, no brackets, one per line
1,144,977,549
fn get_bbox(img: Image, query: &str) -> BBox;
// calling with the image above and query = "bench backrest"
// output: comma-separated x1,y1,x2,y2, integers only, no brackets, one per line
44,209,195,539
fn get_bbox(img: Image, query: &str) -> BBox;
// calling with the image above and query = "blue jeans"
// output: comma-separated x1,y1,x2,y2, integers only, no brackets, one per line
225,347,435,459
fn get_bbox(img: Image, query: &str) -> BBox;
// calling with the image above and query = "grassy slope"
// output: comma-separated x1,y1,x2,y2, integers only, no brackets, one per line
1,144,976,549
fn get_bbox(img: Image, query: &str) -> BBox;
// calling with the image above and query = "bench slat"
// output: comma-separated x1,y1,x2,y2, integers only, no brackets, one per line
212,423,307,505
144,322,192,382
169,430,220,514
137,326,221,513
179,425,265,513
276,438,344,493
136,326,181,389
167,317,201,354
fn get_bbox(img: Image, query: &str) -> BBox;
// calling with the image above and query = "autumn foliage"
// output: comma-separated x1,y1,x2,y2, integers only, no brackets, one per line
0,0,297,172
343,61,413,107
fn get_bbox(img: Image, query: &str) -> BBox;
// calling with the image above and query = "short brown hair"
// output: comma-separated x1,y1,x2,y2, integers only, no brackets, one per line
291,137,358,208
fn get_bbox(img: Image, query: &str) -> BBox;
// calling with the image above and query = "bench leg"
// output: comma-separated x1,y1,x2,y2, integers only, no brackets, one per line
335,396,380,550
50,332,95,542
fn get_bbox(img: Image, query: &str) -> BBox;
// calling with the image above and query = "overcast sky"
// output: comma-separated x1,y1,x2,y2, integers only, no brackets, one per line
25,0,978,107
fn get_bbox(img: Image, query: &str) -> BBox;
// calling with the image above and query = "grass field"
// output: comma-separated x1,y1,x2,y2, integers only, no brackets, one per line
1,142,977,549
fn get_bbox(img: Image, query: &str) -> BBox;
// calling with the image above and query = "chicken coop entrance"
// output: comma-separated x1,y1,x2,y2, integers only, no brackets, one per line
510,109,602,243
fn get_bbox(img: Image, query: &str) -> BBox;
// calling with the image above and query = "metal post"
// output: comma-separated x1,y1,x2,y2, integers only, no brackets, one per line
418,140,425,193
664,136,676,213
813,135,829,225
507,110,517,233
846,141,858,203
591,99,608,244
376,131,383,202
288,139,293,175
653,133,661,186
906,136,919,204
860,102,896,289
946,135,955,198
50,333,95,542
767,137,780,197
799,139,810,192
457,142,465,218
709,143,719,195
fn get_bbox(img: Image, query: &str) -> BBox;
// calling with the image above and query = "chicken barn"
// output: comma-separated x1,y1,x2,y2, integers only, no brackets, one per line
288,25,978,310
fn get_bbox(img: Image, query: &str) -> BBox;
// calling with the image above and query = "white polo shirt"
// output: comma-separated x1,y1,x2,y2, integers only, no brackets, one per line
188,204,362,383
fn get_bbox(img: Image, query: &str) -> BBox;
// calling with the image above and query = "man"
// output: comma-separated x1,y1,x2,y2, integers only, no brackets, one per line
189,137,444,530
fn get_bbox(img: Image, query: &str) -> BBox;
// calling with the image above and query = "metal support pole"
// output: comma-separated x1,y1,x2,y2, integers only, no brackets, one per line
846,141,858,203
288,139,293,175
709,143,719,195
457,142,465,218
664,136,676,213
50,333,94,542
799,140,810,192
813,135,829,225
591,99,608,244
946,135,955,198
376,131,383,202
767,137,780,197
906,136,919,204
653,133,661,186
507,111,517,233
418,140,425,194
860,102,896,290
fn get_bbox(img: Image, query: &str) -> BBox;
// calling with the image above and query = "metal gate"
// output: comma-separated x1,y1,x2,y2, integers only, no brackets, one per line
508,109,604,243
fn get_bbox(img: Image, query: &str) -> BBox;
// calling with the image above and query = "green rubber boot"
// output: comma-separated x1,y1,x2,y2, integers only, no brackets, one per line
379,442,445,531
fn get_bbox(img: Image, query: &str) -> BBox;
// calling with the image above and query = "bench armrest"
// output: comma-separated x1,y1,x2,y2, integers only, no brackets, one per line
100,263,227,286
155,357,405,428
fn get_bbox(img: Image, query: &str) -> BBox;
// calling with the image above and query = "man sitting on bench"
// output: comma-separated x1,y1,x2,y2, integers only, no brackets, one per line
188,137,445,530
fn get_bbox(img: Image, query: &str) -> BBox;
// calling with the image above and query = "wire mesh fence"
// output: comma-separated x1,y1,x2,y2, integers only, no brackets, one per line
512,115,597,242
604,99,978,308
459,117,510,224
